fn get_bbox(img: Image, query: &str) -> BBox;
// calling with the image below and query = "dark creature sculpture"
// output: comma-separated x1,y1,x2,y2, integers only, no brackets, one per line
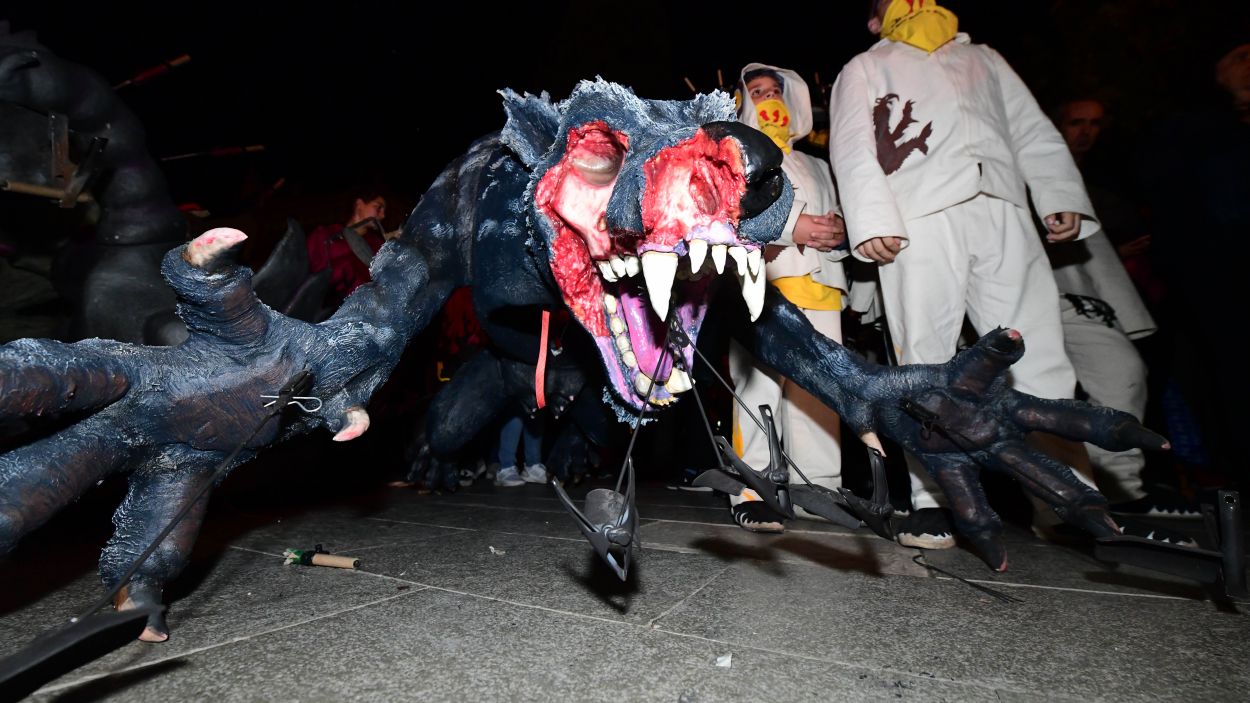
0,79,1166,642
0,21,187,344
1,22,325,345
401,345,603,491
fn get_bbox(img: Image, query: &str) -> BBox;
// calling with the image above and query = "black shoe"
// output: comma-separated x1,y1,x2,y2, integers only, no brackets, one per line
1117,520,1199,548
731,501,785,533
1109,493,1201,519
897,508,956,549
666,466,713,492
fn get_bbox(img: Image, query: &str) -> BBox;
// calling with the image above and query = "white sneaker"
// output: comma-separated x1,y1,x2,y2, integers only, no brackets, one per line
520,463,549,484
495,466,525,487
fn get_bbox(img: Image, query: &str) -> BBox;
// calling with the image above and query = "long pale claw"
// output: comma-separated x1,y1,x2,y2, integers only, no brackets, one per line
140,626,169,643
333,406,371,442
859,432,885,457
116,589,169,643
183,228,248,270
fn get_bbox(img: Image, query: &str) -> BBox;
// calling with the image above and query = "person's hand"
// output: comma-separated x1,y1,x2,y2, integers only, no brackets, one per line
1116,234,1151,258
855,236,904,263
1043,212,1082,243
828,212,848,250
794,213,844,252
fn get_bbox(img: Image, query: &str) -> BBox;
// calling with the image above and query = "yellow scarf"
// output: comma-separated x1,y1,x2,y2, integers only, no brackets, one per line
880,0,959,53
753,98,792,154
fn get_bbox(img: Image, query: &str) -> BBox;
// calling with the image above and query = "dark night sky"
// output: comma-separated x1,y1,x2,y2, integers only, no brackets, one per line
4,1,1244,228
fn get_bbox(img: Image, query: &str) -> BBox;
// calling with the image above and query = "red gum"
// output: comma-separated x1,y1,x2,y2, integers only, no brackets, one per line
536,123,630,338
536,126,746,341
551,228,608,336
641,131,746,249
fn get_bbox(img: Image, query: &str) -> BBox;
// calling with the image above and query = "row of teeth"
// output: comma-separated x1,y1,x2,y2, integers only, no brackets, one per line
604,292,694,399
597,243,766,322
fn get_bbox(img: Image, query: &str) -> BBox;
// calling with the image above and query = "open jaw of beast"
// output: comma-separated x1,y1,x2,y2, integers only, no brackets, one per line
536,118,777,410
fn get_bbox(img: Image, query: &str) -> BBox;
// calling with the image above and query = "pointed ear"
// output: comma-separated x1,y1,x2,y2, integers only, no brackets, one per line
499,88,560,168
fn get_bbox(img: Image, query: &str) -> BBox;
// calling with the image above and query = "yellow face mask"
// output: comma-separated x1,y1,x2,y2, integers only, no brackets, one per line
754,98,792,154
880,0,959,54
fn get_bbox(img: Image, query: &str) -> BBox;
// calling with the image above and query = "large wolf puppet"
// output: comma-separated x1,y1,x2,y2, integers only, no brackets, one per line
0,79,1165,640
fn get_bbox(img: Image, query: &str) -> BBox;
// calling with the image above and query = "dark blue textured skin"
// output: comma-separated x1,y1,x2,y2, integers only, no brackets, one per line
0,81,1166,635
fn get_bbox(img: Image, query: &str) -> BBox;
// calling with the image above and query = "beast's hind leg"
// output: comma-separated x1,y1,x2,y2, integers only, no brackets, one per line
427,351,507,457
100,456,214,643
0,415,132,555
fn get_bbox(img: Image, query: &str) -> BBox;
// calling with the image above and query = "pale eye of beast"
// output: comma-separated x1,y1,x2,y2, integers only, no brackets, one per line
570,131,625,186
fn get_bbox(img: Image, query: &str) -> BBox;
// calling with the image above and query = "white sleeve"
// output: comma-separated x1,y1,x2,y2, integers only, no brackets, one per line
990,48,1100,239
829,57,909,261
777,195,806,246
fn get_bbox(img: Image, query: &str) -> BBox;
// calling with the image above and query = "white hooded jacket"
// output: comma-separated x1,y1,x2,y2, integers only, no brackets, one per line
829,34,1100,261
739,63,848,295
1049,231,1156,340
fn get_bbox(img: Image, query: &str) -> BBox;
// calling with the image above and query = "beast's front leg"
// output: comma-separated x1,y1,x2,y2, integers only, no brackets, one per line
738,289,1167,569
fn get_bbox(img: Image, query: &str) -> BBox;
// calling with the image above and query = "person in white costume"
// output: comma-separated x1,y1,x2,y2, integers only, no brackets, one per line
830,0,1099,548
1051,99,1199,523
728,64,850,533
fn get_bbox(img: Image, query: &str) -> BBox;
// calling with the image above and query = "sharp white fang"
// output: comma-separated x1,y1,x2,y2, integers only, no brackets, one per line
634,372,653,396
665,367,693,394
623,254,640,277
712,244,727,274
610,316,625,335
742,269,766,321
747,248,762,277
615,334,631,352
728,245,747,273
622,350,637,368
641,251,678,320
610,255,627,278
603,294,618,314
598,260,618,282
688,239,708,273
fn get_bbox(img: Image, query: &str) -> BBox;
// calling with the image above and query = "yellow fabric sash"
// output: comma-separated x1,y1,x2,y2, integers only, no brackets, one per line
772,275,842,311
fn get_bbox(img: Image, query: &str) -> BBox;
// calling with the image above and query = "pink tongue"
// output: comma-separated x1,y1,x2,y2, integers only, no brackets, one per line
619,287,674,382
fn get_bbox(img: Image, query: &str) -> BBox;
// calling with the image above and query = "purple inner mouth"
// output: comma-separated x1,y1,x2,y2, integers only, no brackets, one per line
594,275,713,410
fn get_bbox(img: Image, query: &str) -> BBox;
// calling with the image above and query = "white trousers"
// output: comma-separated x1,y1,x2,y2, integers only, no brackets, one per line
1061,296,1148,502
875,195,1079,509
730,307,843,490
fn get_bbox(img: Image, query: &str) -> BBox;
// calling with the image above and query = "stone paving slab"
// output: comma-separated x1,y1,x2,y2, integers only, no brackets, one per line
2,484,1245,701
27,588,1010,703
653,557,1250,701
